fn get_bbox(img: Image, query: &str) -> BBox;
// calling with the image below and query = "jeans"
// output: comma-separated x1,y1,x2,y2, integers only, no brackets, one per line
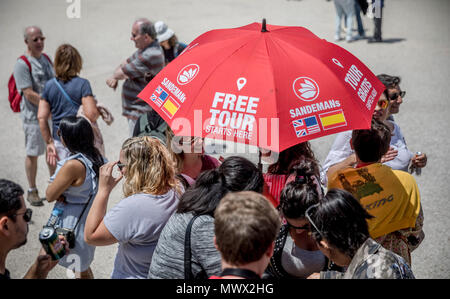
334,0,355,41
355,1,365,36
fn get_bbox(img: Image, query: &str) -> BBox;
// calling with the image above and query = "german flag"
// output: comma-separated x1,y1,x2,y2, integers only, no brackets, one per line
319,109,347,130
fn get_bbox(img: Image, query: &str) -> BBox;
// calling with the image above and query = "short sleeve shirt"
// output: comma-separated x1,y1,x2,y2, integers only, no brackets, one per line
103,191,180,279
121,40,165,119
42,77,93,140
13,54,54,122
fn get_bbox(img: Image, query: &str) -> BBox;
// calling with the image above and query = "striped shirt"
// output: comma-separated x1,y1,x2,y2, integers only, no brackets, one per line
121,40,165,120
148,212,222,279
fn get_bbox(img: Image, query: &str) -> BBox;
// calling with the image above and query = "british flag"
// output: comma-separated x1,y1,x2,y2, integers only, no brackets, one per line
150,86,168,107
292,116,321,138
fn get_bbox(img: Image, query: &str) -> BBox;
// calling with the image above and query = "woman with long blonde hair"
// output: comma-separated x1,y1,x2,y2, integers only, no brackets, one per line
84,136,182,278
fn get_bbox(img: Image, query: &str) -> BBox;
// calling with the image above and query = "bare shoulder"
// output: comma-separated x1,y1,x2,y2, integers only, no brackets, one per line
61,159,87,177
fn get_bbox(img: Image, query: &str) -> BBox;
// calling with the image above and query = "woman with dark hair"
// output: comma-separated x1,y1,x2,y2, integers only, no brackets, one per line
262,142,318,207
38,44,99,172
265,159,341,278
166,127,220,188
307,188,415,279
148,156,265,279
44,116,105,279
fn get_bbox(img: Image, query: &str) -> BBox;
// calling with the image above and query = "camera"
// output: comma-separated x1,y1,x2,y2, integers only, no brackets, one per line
42,204,76,250
56,227,76,249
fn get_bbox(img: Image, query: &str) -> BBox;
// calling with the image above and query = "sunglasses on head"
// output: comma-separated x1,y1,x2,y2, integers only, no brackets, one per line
388,90,406,101
377,99,389,109
305,204,324,238
13,208,33,223
32,37,45,42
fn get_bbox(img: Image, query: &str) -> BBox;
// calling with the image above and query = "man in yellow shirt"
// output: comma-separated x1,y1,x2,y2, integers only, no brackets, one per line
328,119,424,265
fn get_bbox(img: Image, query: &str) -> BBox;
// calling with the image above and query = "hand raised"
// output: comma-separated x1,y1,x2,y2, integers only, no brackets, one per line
98,161,123,193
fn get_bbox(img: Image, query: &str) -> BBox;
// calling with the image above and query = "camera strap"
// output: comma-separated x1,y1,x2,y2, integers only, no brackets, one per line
72,191,94,232
72,157,98,232
220,268,261,279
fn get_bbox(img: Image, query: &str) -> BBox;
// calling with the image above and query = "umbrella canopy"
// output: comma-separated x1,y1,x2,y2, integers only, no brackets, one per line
138,20,385,152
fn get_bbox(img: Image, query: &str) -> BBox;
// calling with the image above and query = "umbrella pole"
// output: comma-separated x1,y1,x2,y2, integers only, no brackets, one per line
261,18,268,32
258,150,263,172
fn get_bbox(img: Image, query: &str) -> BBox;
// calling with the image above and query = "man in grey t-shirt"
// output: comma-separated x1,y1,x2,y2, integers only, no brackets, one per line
13,26,54,206
106,18,165,136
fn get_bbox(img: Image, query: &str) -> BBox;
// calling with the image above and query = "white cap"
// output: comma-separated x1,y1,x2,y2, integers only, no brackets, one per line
155,21,174,42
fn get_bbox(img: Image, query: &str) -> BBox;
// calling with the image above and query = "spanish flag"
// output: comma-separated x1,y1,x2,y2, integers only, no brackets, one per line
161,97,180,119
319,109,347,130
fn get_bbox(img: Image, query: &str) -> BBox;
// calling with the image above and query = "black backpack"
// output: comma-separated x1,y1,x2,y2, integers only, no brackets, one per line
132,110,168,144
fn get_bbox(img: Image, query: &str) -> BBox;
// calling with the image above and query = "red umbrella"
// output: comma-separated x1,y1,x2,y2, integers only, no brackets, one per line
138,20,385,153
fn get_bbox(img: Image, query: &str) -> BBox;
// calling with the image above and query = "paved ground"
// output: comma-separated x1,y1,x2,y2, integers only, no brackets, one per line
1,0,449,279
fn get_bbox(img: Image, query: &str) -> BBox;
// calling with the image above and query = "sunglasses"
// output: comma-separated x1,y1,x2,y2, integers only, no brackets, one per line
13,208,33,223
32,37,46,42
117,161,127,171
388,91,406,101
286,221,310,231
377,99,389,109
304,204,323,238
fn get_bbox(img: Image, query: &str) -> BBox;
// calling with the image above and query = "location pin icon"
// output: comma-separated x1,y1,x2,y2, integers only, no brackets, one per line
332,58,344,69
237,77,247,91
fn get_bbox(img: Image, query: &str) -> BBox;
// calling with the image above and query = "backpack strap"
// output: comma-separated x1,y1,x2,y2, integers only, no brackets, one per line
139,111,149,134
19,55,32,72
41,53,53,65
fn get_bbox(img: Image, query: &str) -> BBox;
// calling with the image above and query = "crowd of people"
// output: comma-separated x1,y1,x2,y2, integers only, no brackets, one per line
1,17,427,280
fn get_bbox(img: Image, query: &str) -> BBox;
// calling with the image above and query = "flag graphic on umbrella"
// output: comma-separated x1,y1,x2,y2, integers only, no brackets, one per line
150,86,168,107
292,116,321,137
319,109,347,130
161,97,181,119
138,20,385,153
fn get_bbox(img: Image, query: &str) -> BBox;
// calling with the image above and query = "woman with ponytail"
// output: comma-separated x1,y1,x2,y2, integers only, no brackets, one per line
262,142,318,207
44,116,105,279
264,159,342,278
148,156,265,279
